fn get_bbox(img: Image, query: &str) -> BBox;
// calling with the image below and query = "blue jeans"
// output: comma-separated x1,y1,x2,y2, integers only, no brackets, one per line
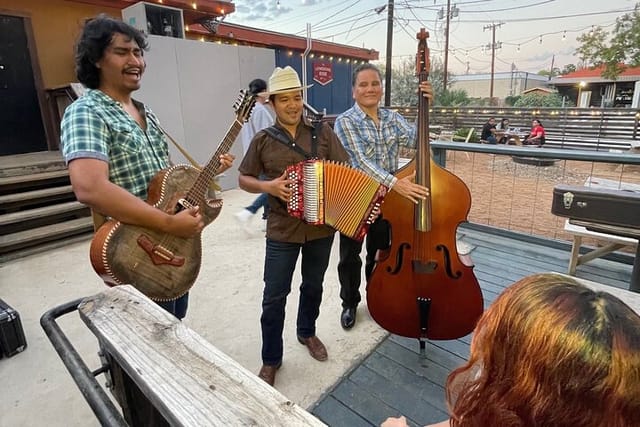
261,235,334,365
245,193,268,219
156,293,189,319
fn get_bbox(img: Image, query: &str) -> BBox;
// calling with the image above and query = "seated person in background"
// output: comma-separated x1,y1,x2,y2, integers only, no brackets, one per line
480,117,497,144
496,118,509,144
381,273,640,427
522,118,545,146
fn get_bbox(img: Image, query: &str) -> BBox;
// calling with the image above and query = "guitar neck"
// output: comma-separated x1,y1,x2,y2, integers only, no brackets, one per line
185,118,244,204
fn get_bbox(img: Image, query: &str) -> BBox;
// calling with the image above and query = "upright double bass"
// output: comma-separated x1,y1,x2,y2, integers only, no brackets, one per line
366,29,483,345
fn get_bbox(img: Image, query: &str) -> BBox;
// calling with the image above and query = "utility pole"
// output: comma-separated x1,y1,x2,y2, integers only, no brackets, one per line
384,0,394,106
483,23,502,105
438,1,459,92
443,0,451,91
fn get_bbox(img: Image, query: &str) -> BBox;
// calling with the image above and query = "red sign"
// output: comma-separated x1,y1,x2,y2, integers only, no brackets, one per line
313,61,333,86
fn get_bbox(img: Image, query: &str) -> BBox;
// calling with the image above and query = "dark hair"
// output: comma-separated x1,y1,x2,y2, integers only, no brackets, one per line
533,118,543,126
75,14,149,89
248,78,267,96
447,273,640,426
351,62,381,87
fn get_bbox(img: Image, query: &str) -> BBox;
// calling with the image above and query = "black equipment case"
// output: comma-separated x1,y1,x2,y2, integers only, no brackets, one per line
552,184,640,229
0,298,27,358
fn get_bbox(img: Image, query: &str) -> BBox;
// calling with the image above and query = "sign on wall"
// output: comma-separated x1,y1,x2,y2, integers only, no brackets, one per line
313,61,333,85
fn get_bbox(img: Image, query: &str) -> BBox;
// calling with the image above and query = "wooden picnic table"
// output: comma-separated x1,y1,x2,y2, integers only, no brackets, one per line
495,130,528,145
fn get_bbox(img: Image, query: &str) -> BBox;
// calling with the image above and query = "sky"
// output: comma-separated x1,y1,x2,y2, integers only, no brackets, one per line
227,0,637,76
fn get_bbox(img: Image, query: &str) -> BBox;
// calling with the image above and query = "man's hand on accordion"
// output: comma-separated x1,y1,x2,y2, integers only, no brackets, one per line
392,171,430,204
268,171,295,202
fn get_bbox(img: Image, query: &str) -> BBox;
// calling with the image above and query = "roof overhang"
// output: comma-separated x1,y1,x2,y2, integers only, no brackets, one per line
552,76,640,85
189,22,379,61
66,0,233,22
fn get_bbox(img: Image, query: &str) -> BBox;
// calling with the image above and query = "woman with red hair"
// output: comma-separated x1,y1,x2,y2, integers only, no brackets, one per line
383,273,640,427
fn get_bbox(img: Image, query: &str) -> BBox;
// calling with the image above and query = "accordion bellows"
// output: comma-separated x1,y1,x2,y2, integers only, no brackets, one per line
286,160,388,241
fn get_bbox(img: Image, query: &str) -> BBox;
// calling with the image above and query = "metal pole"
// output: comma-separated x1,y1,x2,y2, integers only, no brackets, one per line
302,23,311,103
490,25,496,103
384,0,394,107
443,0,451,91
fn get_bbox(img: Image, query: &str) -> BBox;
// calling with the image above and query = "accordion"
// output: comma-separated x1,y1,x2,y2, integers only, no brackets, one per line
285,160,388,241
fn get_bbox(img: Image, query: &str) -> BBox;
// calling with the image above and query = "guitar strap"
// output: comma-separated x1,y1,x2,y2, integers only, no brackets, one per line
91,114,221,232
263,124,319,159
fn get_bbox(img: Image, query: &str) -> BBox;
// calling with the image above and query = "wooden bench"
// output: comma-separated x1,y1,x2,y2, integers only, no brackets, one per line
564,220,637,275
77,285,326,426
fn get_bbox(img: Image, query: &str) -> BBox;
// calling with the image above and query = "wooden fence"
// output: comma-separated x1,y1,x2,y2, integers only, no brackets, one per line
389,106,640,151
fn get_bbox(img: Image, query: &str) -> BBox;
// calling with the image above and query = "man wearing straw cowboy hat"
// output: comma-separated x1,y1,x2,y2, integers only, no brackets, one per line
238,66,350,387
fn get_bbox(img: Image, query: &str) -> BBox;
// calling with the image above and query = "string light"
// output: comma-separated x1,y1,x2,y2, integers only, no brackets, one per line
192,2,197,9
276,0,280,10
516,44,520,53
562,30,566,41
539,35,542,44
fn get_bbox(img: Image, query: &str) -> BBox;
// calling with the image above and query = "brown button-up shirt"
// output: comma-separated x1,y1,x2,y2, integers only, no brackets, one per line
239,118,349,243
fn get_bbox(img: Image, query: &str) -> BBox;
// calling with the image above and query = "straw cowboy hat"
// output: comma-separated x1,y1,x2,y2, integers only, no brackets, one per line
264,66,312,96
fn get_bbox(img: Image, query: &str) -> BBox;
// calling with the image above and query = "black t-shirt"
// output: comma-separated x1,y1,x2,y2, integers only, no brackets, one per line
481,122,496,140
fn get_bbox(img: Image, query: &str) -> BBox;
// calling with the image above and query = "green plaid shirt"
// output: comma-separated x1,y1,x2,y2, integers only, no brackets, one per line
61,89,169,199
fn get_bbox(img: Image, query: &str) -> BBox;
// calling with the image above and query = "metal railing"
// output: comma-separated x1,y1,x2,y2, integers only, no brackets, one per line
425,142,640,248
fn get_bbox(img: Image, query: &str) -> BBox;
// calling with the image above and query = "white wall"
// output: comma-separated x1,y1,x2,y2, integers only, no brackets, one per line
136,35,275,190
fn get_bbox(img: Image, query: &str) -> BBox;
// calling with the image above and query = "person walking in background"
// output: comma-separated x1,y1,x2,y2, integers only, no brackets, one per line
333,63,431,330
523,118,546,146
60,15,234,319
480,117,498,144
234,78,275,232
237,66,350,387
381,273,640,427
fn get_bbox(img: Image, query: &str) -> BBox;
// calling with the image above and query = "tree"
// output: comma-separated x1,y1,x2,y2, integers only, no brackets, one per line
560,64,577,75
513,93,564,108
537,68,561,78
377,56,457,106
575,3,640,79
437,89,471,107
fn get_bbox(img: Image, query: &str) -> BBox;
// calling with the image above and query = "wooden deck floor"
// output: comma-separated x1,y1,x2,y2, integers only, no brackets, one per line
310,225,634,427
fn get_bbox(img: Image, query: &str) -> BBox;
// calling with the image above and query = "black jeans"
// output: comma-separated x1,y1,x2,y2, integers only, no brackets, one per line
337,217,387,309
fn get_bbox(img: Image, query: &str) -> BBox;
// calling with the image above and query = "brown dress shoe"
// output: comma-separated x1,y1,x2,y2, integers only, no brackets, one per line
257,363,281,386
297,335,328,361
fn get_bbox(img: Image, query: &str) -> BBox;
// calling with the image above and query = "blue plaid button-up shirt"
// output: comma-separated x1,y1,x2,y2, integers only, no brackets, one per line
333,102,417,188
61,89,169,200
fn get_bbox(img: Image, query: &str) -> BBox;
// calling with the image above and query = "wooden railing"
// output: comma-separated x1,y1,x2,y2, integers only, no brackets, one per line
389,106,640,151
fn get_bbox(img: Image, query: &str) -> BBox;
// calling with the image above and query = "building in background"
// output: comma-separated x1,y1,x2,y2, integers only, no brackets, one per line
0,0,378,157
551,65,640,108
451,71,550,101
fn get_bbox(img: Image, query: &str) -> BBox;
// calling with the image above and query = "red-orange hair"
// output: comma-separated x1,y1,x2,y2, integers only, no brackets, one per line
446,273,640,427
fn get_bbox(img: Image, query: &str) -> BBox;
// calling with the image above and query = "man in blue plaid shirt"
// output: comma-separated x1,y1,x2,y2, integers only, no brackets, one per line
61,16,234,319
334,63,431,330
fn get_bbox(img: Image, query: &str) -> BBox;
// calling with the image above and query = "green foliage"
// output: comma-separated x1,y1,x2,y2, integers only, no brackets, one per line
377,56,458,106
560,64,577,75
454,127,479,143
513,93,564,107
436,89,471,107
504,95,521,106
537,68,561,78
575,3,640,79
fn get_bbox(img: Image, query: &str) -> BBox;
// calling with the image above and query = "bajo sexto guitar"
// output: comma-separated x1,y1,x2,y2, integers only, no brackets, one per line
89,90,256,301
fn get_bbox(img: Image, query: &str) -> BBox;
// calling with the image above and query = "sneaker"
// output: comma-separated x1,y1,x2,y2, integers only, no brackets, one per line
234,209,253,223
